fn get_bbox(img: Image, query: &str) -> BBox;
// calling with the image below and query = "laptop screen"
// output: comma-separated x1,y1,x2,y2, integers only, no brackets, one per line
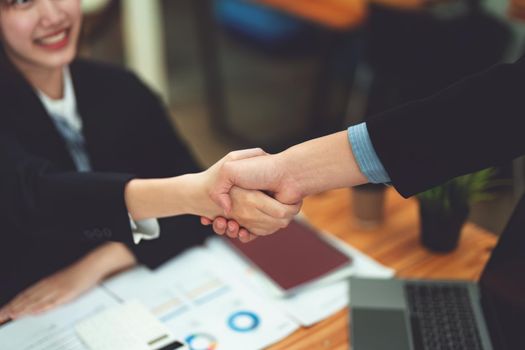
479,196,525,349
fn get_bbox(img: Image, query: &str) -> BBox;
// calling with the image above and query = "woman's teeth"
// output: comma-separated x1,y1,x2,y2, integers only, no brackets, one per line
39,31,67,45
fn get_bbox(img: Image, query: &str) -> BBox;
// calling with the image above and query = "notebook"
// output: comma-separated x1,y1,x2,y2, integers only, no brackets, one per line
227,220,352,294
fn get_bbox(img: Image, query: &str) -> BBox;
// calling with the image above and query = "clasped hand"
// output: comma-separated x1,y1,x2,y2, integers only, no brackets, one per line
200,148,303,242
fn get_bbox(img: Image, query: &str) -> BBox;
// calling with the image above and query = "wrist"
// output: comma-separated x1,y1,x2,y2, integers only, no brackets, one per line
273,150,306,203
70,256,107,284
278,131,367,198
171,173,201,216
184,172,222,218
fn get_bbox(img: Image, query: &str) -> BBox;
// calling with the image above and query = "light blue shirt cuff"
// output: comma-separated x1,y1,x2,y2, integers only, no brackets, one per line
348,123,391,184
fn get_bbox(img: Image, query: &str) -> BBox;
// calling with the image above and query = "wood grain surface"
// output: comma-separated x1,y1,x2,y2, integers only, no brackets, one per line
267,188,497,350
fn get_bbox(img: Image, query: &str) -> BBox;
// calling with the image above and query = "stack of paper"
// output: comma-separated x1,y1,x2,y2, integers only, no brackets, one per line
0,218,395,350
102,249,299,350
206,232,394,326
0,287,118,350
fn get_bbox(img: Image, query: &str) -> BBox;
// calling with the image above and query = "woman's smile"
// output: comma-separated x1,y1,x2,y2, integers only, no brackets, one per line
34,28,70,50
0,0,82,75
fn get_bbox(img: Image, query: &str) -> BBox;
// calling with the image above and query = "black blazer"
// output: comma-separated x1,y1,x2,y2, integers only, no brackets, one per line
367,54,525,197
0,57,210,304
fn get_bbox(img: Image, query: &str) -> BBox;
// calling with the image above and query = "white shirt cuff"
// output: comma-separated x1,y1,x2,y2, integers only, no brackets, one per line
128,214,160,244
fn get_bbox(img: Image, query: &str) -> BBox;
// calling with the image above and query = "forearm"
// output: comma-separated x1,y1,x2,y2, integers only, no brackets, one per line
367,58,525,197
73,243,137,282
277,131,368,199
125,173,220,221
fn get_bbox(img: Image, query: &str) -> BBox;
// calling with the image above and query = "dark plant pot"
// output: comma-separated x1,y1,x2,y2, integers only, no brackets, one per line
419,200,469,253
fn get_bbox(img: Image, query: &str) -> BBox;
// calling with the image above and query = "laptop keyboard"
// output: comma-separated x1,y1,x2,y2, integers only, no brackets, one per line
405,283,483,350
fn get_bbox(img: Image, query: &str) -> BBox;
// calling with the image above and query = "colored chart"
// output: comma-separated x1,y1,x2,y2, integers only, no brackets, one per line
227,311,260,332
185,333,218,350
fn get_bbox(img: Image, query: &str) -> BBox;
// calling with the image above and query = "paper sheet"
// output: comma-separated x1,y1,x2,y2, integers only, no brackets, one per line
103,248,298,350
0,287,118,350
206,234,394,326
0,223,396,349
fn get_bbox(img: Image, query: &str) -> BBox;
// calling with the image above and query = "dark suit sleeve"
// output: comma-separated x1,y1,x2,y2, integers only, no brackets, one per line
110,72,210,268
366,56,525,198
129,216,211,269
0,131,137,245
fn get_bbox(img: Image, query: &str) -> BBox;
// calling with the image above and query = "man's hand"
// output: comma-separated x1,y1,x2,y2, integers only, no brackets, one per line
204,132,368,240
210,152,303,213
202,150,303,241
196,149,301,241
210,132,365,213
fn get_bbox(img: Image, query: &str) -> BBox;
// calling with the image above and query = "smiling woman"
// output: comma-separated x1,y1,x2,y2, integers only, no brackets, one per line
0,0,82,98
0,0,299,321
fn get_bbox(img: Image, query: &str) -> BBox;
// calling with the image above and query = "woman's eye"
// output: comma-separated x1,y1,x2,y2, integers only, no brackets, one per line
8,0,33,7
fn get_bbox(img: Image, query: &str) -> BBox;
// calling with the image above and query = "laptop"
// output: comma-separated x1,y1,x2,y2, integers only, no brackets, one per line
350,196,525,350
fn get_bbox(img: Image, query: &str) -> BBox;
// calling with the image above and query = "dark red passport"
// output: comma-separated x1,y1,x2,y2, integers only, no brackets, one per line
227,220,352,292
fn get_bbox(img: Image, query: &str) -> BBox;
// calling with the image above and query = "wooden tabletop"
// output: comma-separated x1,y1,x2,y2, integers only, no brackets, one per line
267,188,498,350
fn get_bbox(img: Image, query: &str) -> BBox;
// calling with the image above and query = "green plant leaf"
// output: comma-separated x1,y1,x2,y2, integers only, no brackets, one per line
416,167,497,212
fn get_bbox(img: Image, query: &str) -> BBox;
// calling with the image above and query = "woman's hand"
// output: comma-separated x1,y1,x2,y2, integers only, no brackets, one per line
201,216,257,242
0,243,136,322
229,186,301,237
0,263,100,321
201,187,301,243
196,149,301,242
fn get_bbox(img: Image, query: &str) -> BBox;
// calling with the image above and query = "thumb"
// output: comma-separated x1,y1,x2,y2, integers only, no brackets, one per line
274,186,303,205
217,193,233,215
210,165,235,213
210,148,268,213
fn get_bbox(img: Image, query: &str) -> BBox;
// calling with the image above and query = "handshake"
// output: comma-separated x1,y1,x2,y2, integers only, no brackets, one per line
127,131,367,242
197,148,304,243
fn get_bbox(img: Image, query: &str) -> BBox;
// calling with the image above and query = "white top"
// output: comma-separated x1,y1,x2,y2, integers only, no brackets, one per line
36,67,160,244
37,67,82,134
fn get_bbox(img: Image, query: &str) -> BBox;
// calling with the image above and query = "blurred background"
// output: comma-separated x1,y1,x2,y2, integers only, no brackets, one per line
81,0,525,235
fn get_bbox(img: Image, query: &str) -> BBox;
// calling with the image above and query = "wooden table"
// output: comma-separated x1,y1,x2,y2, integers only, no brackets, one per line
268,188,498,350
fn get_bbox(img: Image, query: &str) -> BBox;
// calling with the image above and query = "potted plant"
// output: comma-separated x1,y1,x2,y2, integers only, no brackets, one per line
417,168,495,253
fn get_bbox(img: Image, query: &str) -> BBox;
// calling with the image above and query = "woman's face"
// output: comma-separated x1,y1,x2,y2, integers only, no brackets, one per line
0,0,82,71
